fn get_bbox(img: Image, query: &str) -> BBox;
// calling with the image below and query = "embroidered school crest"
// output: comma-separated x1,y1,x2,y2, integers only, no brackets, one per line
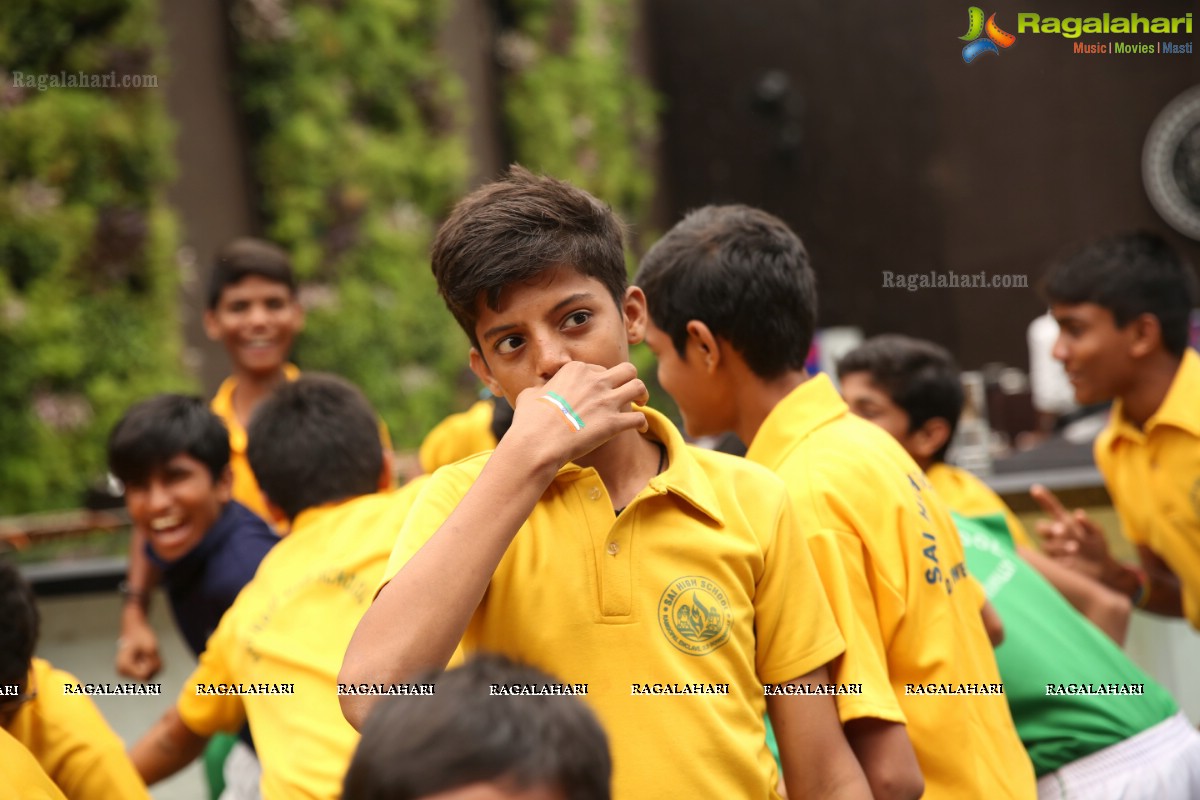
658,575,733,656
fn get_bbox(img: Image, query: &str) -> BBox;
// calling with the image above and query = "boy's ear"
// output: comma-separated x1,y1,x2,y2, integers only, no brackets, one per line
215,465,234,504
291,296,307,333
623,286,648,344
1127,312,1163,358
907,417,953,462
378,449,395,491
202,309,221,343
685,320,721,373
468,348,504,399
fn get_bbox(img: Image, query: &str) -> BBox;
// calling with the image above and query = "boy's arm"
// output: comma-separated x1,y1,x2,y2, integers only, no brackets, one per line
843,718,925,800
1032,485,1183,616
117,526,163,680
769,666,873,800
128,706,209,785
340,362,647,729
980,598,1005,646
1017,544,1131,644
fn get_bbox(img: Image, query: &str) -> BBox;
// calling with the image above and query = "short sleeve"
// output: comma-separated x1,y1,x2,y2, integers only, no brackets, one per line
175,614,247,737
808,530,907,725
753,493,846,685
16,664,151,800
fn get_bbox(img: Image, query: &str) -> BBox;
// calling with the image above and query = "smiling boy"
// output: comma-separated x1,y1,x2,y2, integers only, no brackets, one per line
1035,233,1200,629
108,395,280,660
108,395,279,798
340,167,870,800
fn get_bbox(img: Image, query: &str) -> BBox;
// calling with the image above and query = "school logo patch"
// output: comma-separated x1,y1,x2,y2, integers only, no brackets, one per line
658,575,733,656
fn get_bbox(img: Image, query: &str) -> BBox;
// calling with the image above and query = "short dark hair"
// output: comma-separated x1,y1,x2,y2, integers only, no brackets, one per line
431,165,628,349
343,654,611,800
837,334,964,463
634,204,816,379
0,562,39,689
246,374,383,520
108,395,231,487
1042,232,1199,357
206,237,297,310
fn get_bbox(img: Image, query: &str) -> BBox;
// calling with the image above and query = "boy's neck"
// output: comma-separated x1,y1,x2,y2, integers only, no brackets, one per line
231,366,291,426
1118,351,1182,429
576,427,664,511
733,367,809,447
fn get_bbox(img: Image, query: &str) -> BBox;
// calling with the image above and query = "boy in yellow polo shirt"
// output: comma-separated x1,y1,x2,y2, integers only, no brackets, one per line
340,167,870,800
0,563,150,800
129,374,421,800
1036,233,1200,628
634,204,1036,799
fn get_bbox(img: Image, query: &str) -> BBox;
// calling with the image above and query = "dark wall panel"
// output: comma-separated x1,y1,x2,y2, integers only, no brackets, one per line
646,0,1200,369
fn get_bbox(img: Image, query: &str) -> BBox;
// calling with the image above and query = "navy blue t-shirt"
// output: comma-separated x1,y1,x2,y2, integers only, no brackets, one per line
146,500,280,657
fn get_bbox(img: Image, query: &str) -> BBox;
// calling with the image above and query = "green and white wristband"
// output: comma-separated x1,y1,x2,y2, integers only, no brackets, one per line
539,391,585,431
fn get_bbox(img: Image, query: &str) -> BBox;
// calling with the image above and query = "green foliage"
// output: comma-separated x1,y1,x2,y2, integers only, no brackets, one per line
0,0,189,513
498,0,659,237
498,0,665,415
228,0,469,446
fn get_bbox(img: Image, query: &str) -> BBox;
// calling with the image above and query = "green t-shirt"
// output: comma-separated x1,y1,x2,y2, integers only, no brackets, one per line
955,511,1177,776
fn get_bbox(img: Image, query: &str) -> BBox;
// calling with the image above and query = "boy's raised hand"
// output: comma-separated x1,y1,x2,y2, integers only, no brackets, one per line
116,619,162,681
1031,484,1115,583
511,360,649,468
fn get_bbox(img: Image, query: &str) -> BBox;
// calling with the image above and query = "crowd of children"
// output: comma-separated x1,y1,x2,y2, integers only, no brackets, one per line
5,168,1200,800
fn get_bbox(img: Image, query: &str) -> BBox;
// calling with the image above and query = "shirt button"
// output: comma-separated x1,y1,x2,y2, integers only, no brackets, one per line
607,542,620,556
589,487,602,501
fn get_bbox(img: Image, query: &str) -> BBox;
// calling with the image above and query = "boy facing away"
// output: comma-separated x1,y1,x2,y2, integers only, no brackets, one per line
1033,233,1200,630
340,167,870,799
344,654,611,800
0,562,150,800
633,204,1035,799
130,375,422,800
836,333,1200,799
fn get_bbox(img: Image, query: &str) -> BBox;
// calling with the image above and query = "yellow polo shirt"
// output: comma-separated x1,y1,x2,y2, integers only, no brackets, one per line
746,375,1035,800
210,364,301,521
380,407,844,800
418,399,498,473
0,727,66,800
1095,348,1200,628
176,483,423,800
4,658,150,800
927,462,1032,547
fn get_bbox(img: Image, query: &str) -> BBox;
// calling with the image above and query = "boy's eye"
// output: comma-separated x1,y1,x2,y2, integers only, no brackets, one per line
562,311,591,329
266,297,288,310
495,335,523,355
228,301,249,313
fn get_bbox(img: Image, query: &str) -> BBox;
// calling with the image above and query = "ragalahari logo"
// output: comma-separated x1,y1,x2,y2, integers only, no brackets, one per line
960,7,1017,62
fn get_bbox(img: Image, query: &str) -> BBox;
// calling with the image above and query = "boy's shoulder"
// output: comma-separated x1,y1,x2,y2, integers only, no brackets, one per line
274,483,426,560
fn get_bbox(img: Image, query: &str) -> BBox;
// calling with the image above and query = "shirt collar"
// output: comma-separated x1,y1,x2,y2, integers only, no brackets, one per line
211,364,301,446
1105,349,1200,446
553,406,726,527
745,373,847,470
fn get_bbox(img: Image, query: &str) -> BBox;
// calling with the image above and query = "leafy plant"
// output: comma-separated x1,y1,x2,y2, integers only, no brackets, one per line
0,0,190,513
